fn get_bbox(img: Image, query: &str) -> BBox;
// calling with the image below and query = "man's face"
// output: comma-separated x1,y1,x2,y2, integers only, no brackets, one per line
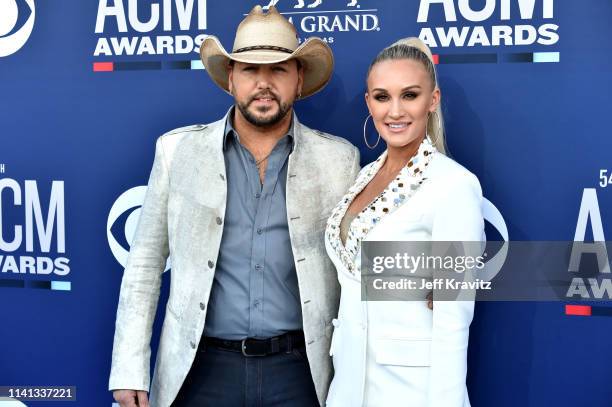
228,60,303,127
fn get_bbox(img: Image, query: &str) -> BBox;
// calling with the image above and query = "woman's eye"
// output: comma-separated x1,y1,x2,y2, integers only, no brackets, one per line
374,95,389,101
403,93,418,99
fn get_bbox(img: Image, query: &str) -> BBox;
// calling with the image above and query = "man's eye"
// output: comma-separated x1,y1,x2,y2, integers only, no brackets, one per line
273,67,287,72
243,66,255,72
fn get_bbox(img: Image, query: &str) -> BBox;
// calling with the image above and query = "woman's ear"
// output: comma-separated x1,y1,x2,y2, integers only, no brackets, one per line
430,87,441,112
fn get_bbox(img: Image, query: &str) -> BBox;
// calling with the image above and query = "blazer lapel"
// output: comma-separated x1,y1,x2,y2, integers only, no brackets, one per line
326,138,436,276
180,114,228,210
286,116,325,231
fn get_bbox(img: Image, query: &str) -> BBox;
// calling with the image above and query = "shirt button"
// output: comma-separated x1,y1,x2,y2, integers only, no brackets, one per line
216,217,223,225
219,173,225,181
200,302,206,311
255,192,261,199
256,228,263,235
208,260,214,269
190,341,196,349
255,264,262,271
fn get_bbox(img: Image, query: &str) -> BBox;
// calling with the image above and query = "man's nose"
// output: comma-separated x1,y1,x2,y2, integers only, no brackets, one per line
255,69,273,90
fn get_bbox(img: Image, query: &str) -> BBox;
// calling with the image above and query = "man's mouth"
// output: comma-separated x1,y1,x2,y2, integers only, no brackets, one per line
252,94,277,103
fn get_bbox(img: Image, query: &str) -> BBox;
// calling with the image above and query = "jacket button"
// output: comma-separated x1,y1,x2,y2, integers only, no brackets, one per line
216,217,223,225
190,341,196,349
200,302,206,310
208,260,214,269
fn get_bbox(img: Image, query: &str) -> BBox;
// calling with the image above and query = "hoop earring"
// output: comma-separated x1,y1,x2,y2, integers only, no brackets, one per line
363,114,380,149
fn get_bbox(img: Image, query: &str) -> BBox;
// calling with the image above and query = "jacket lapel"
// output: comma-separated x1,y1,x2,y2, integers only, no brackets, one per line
181,114,228,210
326,138,436,276
286,115,325,230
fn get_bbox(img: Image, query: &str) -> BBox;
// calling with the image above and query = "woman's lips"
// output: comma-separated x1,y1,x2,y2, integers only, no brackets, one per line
386,122,411,133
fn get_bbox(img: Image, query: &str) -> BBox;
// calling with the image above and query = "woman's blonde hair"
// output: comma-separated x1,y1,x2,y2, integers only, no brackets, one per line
367,37,446,154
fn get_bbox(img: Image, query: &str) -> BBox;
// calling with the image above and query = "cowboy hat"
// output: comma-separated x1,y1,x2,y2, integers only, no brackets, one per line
200,5,334,99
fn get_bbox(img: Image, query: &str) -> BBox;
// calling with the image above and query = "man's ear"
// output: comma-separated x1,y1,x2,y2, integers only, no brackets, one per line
228,65,234,95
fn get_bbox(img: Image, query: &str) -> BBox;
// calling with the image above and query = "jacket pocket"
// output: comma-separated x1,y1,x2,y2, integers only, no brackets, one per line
375,337,431,367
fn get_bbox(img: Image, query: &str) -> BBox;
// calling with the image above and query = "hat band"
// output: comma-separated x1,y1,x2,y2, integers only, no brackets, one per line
233,45,294,54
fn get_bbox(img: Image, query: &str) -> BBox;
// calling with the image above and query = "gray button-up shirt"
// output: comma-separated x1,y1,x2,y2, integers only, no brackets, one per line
204,109,302,340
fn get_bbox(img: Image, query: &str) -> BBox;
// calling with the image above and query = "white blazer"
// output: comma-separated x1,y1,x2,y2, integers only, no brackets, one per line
325,151,484,407
108,111,360,407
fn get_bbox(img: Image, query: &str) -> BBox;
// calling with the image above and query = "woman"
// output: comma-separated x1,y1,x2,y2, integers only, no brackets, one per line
325,37,484,407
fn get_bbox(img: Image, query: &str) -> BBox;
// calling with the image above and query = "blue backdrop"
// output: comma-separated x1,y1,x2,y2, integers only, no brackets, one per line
1,0,612,405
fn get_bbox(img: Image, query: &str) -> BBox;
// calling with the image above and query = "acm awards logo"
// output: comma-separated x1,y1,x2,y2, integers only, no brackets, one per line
0,0,35,57
0,176,69,277
94,0,208,58
416,0,559,49
566,185,612,300
262,0,380,45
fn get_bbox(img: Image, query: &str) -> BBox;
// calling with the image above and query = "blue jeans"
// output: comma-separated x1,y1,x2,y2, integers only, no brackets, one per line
172,344,319,406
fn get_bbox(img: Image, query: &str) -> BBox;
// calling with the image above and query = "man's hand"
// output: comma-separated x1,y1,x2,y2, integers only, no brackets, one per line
113,389,149,407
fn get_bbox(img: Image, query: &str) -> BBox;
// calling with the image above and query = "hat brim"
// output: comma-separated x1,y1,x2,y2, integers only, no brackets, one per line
200,35,334,99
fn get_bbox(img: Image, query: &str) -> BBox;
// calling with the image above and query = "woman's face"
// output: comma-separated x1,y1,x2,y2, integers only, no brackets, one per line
365,58,440,149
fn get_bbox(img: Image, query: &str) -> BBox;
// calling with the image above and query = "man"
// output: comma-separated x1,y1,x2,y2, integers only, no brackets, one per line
109,5,360,407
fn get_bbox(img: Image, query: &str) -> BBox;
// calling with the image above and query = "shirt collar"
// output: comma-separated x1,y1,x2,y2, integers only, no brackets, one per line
223,106,295,151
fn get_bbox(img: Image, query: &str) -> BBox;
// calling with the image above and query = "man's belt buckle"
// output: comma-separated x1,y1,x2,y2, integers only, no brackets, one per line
241,338,267,357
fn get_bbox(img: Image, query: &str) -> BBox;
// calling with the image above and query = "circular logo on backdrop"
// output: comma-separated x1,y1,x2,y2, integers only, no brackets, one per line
107,186,171,272
0,0,35,57
481,198,509,282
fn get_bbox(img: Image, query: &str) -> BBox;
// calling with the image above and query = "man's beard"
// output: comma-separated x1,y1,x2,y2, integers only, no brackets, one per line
235,91,293,128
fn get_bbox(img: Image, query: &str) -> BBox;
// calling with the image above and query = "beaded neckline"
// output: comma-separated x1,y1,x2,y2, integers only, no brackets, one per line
325,137,436,276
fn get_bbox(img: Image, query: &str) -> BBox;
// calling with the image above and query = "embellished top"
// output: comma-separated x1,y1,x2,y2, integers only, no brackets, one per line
325,137,437,276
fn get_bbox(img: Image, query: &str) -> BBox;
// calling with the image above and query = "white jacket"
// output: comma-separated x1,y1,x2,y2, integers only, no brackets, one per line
108,110,360,407
325,150,484,407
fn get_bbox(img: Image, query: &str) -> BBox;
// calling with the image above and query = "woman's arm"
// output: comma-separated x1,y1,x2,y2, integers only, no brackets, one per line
428,172,484,407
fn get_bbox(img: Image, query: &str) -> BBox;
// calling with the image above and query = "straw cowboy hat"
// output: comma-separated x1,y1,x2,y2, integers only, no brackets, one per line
200,5,334,99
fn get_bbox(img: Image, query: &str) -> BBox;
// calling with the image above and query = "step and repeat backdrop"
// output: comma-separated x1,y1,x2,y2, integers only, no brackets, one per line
1,0,611,406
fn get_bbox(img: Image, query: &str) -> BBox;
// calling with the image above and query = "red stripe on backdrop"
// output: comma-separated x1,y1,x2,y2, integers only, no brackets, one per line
565,304,592,316
432,54,439,65
93,62,114,72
